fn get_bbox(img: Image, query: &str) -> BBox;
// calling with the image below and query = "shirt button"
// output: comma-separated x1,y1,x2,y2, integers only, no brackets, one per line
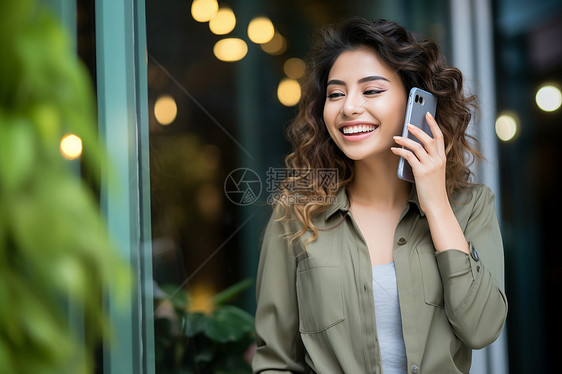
411,365,419,373
470,246,480,262
397,237,407,245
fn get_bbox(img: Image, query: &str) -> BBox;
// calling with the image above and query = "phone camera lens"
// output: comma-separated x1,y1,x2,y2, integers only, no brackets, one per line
415,94,424,105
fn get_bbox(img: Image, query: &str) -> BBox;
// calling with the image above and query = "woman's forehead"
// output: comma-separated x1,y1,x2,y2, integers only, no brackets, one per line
328,48,398,82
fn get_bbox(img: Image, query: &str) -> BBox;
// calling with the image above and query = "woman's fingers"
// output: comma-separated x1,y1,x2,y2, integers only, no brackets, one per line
425,112,445,158
392,113,447,179
393,135,427,161
395,113,445,161
390,145,421,168
406,122,432,144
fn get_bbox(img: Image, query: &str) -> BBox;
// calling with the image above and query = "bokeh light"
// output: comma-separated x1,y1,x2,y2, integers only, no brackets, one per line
260,31,286,55
495,113,518,142
60,134,83,160
247,16,275,44
209,7,236,35
213,38,248,62
277,78,301,107
283,58,306,79
536,84,562,112
154,95,178,125
191,0,218,22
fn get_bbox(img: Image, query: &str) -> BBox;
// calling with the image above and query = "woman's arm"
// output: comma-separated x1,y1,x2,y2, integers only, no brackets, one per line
392,114,507,348
435,185,507,348
252,211,307,373
392,112,469,254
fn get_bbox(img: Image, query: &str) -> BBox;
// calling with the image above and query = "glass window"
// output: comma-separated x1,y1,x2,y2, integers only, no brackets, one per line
145,1,451,372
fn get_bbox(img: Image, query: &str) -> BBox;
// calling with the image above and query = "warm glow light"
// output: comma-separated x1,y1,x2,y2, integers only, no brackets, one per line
154,95,178,125
277,78,301,107
209,7,236,35
495,113,518,142
247,16,275,44
536,84,562,112
213,38,248,62
260,31,286,55
60,134,83,160
191,0,218,22
189,283,215,314
284,58,306,79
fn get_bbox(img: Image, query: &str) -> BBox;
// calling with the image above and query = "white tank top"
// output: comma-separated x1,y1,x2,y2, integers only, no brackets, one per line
372,262,408,374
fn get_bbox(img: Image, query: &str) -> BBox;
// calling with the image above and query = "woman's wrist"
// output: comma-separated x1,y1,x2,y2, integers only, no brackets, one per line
424,200,470,254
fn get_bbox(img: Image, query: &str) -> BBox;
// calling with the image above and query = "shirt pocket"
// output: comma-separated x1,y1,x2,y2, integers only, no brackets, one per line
416,245,444,308
296,256,344,333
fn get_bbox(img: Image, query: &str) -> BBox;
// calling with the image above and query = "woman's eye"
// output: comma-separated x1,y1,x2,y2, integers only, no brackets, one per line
327,92,345,99
364,89,385,95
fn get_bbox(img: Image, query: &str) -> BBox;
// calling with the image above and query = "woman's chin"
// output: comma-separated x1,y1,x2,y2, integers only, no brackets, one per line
339,145,378,161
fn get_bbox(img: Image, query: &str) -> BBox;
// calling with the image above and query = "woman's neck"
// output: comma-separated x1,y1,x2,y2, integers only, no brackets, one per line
347,155,411,210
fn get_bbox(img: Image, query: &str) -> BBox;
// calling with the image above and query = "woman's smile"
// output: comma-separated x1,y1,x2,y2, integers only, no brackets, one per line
339,121,380,141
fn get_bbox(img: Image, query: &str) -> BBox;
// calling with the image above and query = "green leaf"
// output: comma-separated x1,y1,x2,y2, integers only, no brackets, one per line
0,115,35,193
211,278,253,306
203,306,254,343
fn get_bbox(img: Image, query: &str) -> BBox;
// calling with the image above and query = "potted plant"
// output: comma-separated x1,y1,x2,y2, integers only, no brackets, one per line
154,278,255,374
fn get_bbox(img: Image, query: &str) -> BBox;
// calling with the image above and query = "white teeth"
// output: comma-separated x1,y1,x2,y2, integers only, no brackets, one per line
342,125,376,135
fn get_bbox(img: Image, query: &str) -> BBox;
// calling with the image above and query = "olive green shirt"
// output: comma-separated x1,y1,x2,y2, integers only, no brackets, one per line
252,184,507,374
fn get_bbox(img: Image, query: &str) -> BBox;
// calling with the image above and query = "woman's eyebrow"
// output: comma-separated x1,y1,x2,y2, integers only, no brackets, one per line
327,75,390,86
327,79,345,86
358,75,390,84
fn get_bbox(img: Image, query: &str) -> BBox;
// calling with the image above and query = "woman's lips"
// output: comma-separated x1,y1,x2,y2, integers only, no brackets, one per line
339,123,379,142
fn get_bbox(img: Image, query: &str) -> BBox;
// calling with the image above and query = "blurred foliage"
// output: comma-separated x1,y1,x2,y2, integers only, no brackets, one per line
154,278,255,374
0,1,130,373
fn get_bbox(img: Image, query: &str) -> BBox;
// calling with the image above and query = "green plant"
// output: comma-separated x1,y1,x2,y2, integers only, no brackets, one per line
154,279,255,374
0,1,130,373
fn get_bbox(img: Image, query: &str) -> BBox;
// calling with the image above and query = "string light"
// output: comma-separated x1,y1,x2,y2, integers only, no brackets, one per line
247,16,275,44
260,31,286,55
213,38,248,62
277,78,301,106
209,6,236,35
191,0,218,22
283,58,306,79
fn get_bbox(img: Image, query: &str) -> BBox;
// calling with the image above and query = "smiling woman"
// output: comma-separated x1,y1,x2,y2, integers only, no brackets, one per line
253,17,507,374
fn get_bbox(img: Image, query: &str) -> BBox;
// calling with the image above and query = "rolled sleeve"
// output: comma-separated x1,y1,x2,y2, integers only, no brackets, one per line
435,186,508,349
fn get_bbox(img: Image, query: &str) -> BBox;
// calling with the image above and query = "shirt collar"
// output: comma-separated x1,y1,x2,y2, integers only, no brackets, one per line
323,183,425,221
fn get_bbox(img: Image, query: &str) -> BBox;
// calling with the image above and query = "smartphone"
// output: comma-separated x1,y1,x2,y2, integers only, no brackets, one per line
397,87,438,183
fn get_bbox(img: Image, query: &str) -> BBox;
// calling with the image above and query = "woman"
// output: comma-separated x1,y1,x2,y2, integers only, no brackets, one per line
252,17,507,374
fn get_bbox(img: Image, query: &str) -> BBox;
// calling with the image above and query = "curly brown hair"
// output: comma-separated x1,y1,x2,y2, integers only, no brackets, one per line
277,17,481,245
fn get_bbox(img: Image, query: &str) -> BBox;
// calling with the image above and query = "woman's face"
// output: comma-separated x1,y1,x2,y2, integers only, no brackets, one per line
323,47,407,162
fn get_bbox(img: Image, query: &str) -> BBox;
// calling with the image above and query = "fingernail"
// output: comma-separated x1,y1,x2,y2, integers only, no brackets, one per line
426,112,433,118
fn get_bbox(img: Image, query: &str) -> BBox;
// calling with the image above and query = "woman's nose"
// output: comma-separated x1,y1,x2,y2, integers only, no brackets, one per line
341,93,365,117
